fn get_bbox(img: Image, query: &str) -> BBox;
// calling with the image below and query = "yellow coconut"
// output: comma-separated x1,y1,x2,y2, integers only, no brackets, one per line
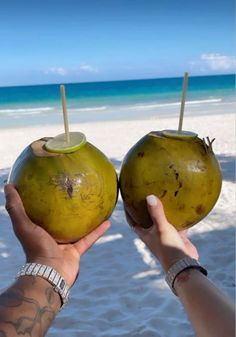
119,130,222,230
9,132,118,243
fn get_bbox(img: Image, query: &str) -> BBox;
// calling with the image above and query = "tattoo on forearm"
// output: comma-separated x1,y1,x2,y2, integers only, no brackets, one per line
0,279,58,336
45,287,57,307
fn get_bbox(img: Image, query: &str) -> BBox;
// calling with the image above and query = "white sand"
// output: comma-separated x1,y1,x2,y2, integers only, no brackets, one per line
0,112,235,337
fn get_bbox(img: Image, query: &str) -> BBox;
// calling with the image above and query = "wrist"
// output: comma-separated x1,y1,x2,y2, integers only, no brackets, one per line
161,253,189,273
165,257,208,295
27,257,63,276
26,257,74,287
173,268,205,295
17,263,70,309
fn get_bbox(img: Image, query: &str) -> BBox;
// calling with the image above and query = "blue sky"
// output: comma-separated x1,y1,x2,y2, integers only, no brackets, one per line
0,0,235,86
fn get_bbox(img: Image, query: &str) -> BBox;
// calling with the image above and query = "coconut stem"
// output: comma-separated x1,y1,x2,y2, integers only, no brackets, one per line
60,85,70,144
178,72,189,133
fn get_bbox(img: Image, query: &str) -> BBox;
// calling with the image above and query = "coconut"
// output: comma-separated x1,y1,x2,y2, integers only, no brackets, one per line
119,130,222,230
9,132,118,243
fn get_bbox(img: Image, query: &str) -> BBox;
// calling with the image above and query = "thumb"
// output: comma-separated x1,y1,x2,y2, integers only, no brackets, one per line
4,184,37,239
146,195,170,232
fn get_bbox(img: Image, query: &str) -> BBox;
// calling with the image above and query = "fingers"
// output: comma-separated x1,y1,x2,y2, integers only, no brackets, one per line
74,221,111,256
124,196,169,237
146,195,170,232
4,184,34,237
179,230,189,243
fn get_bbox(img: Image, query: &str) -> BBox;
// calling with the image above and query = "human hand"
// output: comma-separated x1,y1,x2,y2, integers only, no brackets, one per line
125,195,198,272
4,184,110,287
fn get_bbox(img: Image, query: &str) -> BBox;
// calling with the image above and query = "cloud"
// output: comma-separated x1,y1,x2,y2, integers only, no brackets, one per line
189,53,236,73
44,64,98,78
79,64,98,73
200,53,236,71
45,67,68,76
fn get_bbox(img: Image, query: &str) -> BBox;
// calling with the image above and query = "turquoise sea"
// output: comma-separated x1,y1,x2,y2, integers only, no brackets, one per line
0,74,235,128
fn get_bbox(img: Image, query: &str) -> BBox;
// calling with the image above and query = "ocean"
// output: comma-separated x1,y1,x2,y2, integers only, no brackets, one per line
0,74,235,128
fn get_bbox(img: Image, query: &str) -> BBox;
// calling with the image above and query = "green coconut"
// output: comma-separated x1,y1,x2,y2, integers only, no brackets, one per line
9,132,118,243
119,130,222,230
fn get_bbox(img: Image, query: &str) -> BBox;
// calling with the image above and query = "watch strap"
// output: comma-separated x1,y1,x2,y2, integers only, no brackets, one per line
17,263,70,309
165,256,208,295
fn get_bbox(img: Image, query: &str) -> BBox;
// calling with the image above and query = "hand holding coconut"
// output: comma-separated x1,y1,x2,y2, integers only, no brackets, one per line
121,74,234,337
0,85,117,334
1,184,110,336
8,86,118,243
127,194,235,337
119,73,222,230
126,194,199,272
4,184,110,288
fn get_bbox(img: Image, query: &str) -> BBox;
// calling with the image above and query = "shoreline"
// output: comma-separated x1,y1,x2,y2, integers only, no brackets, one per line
0,102,235,130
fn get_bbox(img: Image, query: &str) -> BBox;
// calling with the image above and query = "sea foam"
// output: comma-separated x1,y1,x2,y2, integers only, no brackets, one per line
126,98,222,110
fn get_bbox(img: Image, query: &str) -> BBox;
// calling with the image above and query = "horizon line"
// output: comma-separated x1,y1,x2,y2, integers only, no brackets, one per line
0,73,234,89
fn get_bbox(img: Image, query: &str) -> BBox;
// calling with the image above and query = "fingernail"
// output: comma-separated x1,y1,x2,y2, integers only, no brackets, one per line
146,195,157,206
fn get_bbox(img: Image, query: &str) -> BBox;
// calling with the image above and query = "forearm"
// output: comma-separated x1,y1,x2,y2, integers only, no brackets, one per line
174,269,235,337
0,276,61,337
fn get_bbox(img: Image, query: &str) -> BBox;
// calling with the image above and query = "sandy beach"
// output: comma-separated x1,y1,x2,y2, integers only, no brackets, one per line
0,112,235,337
